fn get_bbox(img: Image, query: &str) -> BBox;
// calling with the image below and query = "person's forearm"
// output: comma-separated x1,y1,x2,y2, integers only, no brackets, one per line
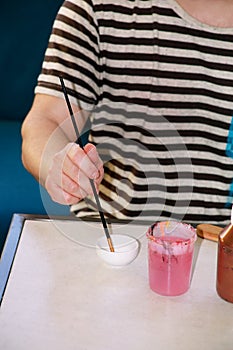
21,94,88,187
21,115,70,187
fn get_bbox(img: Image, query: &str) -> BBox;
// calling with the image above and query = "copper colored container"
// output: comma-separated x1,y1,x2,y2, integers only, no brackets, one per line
216,224,233,303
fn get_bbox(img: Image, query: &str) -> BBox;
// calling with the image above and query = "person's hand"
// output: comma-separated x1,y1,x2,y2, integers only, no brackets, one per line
45,142,104,205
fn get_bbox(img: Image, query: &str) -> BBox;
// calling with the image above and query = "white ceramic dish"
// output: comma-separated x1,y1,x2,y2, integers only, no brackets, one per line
96,234,140,267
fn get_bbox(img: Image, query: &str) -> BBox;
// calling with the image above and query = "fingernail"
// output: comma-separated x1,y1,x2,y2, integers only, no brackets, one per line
69,145,77,158
91,171,99,179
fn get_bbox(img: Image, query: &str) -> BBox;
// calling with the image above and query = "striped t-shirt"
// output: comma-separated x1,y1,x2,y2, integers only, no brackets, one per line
35,0,233,226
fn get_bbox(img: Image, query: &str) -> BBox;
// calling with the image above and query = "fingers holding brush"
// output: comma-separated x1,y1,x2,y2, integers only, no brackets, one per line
83,143,104,185
45,142,104,205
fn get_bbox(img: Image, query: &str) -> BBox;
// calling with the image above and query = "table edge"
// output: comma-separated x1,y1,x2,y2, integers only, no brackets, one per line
0,213,144,305
0,213,74,305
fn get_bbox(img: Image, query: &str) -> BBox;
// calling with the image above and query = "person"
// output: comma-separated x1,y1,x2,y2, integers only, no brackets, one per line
21,0,233,226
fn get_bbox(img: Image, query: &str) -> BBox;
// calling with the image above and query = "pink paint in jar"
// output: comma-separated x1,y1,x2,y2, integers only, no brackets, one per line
147,221,197,296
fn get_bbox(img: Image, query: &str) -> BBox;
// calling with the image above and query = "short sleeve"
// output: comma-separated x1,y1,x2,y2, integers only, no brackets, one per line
35,0,100,110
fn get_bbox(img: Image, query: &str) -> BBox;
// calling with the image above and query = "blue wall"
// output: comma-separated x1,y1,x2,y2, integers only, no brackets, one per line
0,0,68,254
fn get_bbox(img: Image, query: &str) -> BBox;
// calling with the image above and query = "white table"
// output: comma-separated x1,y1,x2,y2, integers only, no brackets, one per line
0,214,232,350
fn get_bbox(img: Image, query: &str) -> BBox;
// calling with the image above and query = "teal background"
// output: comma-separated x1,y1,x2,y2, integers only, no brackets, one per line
225,116,233,208
0,0,69,254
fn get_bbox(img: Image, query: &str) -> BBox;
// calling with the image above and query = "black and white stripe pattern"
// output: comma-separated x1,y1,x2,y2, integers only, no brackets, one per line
36,0,233,225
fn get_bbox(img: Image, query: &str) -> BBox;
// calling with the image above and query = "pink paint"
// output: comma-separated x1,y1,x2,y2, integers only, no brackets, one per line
147,222,196,296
